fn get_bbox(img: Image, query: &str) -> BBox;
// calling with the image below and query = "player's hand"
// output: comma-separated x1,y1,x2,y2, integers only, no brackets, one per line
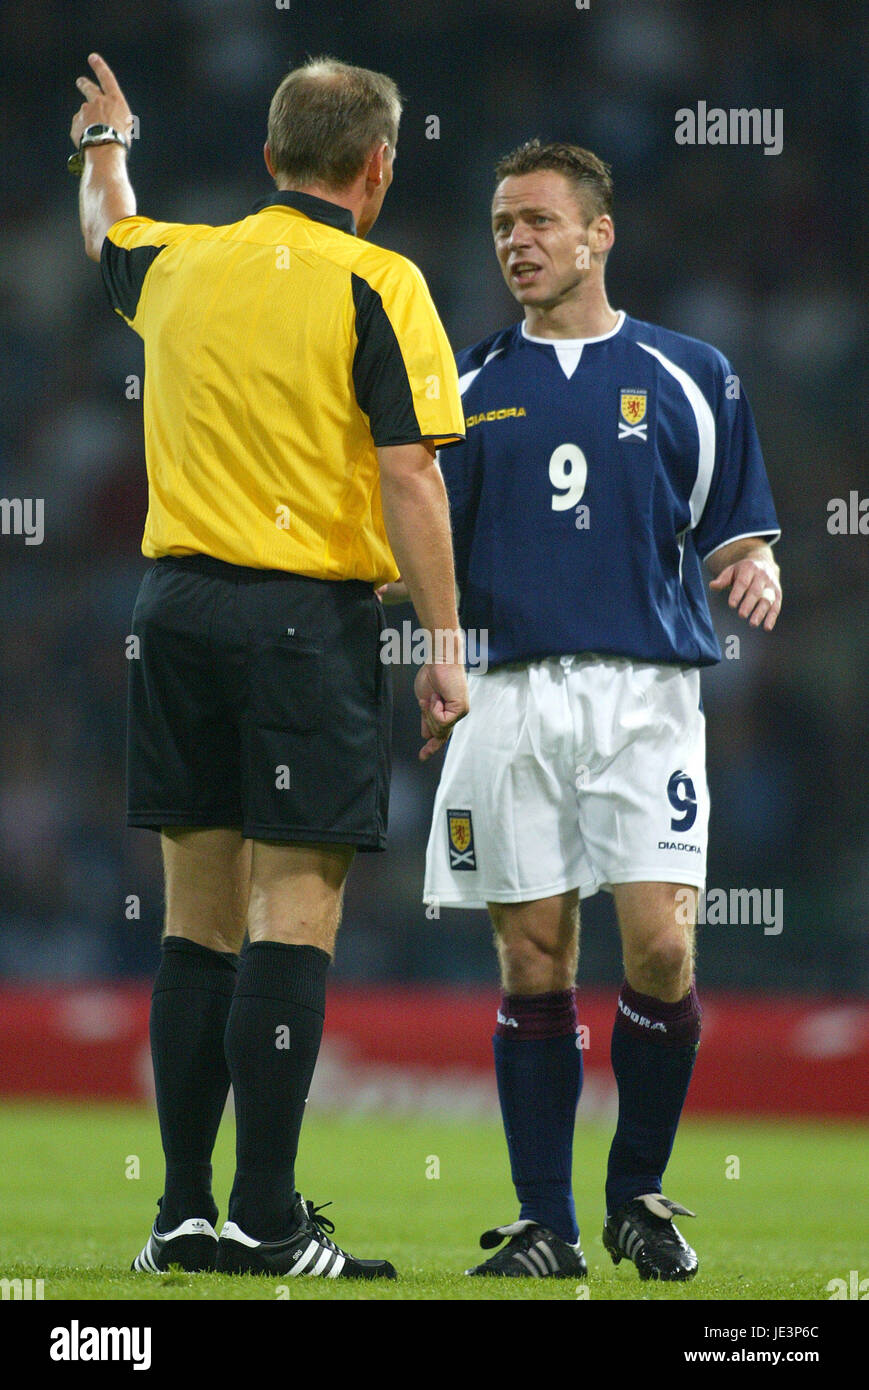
709,555,782,631
414,662,469,761
70,53,134,150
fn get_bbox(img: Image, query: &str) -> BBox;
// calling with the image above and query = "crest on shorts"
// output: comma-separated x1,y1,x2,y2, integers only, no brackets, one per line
619,389,648,441
447,808,476,870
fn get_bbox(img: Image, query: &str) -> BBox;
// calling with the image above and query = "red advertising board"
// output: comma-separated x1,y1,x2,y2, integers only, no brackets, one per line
0,986,866,1117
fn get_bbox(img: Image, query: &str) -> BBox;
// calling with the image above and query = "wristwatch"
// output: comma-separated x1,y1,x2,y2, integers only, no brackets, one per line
68,124,130,177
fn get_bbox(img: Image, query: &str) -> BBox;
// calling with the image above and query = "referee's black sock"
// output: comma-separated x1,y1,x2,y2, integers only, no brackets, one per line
149,935,239,1232
224,940,330,1240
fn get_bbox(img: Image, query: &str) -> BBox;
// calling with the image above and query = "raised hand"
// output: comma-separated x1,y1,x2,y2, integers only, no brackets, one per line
70,53,134,149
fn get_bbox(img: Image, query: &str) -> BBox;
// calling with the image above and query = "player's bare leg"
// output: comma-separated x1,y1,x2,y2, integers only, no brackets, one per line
614,880,695,1001
465,892,587,1278
490,890,579,994
134,827,252,1272
602,879,701,1280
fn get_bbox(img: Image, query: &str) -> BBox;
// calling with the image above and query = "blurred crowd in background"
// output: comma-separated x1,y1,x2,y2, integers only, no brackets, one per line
0,0,865,993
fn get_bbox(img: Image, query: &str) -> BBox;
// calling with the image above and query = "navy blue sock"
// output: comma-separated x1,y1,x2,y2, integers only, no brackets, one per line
492,989,583,1244
224,941,330,1240
605,981,701,1214
149,935,239,1231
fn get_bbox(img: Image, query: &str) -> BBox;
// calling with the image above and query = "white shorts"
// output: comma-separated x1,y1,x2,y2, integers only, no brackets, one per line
424,654,709,908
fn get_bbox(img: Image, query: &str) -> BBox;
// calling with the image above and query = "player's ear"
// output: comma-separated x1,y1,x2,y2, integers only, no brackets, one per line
263,142,276,180
589,214,615,256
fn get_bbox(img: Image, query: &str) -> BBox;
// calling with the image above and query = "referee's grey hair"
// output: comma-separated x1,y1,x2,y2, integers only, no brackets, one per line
268,57,402,190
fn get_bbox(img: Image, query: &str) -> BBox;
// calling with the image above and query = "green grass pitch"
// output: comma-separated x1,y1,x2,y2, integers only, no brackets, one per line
0,1099,866,1301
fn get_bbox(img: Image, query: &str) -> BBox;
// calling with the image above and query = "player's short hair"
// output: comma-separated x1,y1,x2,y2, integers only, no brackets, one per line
494,139,614,221
268,56,402,191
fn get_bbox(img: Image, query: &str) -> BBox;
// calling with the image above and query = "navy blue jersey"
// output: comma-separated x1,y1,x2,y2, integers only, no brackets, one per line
441,312,779,669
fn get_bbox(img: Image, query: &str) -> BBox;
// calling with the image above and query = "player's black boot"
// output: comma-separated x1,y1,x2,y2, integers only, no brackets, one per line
131,1217,219,1272
465,1218,587,1277
216,1193,397,1279
603,1193,697,1280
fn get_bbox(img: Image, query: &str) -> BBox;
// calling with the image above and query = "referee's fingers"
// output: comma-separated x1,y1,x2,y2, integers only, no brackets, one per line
88,52,124,99
418,712,450,761
419,734,448,762
421,704,447,738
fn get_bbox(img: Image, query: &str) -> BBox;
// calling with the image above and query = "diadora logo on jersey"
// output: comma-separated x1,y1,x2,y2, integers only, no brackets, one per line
447,808,476,870
618,389,648,441
465,406,527,428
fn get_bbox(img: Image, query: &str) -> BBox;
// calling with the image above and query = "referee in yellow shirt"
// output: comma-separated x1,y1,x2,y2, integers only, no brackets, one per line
71,53,468,1280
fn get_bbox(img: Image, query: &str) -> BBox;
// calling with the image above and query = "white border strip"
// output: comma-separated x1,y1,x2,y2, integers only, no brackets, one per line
703,528,781,563
458,346,507,397
637,341,716,528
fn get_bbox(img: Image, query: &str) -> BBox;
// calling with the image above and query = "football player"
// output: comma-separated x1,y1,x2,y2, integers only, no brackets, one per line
421,140,781,1281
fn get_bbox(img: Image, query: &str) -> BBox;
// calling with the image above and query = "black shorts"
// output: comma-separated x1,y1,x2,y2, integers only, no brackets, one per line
127,555,392,849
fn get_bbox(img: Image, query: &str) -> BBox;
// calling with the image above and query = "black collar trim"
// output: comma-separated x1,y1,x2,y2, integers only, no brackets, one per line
250,190,356,236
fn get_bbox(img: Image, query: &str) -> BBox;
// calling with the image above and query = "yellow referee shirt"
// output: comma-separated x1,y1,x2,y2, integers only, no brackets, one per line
101,191,464,583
